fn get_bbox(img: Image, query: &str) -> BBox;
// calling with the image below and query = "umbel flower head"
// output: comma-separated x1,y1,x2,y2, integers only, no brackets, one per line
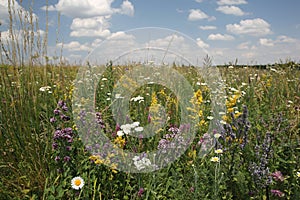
71,176,84,190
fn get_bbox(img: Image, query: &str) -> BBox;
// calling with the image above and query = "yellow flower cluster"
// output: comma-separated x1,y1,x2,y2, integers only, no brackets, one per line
89,154,118,173
223,91,243,123
114,136,126,148
193,89,203,105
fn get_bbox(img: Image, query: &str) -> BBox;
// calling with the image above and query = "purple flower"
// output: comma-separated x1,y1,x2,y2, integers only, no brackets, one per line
271,189,284,197
63,127,73,135
53,130,62,140
147,114,151,123
54,109,61,115
271,171,284,182
50,117,56,123
62,105,68,111
168,126,180,134
55,156,60,162
57,100,64,108
64,156,71,162
66,146,72,151
137,188,144,197
60,114,70,121
52,142,58,150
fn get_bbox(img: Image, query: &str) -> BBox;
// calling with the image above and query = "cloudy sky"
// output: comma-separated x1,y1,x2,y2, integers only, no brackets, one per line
1,0,300,65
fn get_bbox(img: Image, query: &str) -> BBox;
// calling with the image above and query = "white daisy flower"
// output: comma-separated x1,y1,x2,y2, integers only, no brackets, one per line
71,176,84,190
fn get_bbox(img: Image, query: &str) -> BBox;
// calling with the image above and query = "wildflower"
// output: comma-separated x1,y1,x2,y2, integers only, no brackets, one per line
131,95,144,103
210,156,220,162
297,172,300,178
71,176,84,190
39,86,51,92
117,130,124,137
50,117,56,123
215,149,223,154
133,155,152,170
271,189,284,197
207,116,214,120
214,133,221,139
53,109,61,115
114,136,126,148
135,127,144,132
120,124,132,134
66,146,72,151
131,121,140,127
138,188,145,197
271,171,284,182
64,156,71,162
55,156,60,162
52,142,58,150
220,120,227,125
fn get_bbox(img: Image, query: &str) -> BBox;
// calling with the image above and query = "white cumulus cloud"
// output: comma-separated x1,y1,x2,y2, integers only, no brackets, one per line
217,0,247,5
208,33,235,41
0,0,38,24
199,25,217,30
196,38,209,48
48,0,134,18
259,38,274,46
188,9,209,21
56,41,92,52
115,0,134,16
70,16,111,38
216,5,246,16
226,18,272,36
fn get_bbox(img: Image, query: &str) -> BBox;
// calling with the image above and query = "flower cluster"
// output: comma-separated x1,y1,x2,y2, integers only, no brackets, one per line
50,100,75,171
89,154,118,173
249,132,273,189
130,95,144,103
133,153,153,171
157,124,191,156
117,122,143,137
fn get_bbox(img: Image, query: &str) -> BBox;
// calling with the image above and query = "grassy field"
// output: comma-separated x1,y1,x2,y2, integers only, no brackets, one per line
0,62,299,199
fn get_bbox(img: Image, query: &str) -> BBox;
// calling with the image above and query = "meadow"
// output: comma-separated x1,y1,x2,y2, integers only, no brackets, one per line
0,61,299,199
0,1,300,199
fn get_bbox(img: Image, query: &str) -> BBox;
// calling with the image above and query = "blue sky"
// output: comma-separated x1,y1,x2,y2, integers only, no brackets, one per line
1,0,300,65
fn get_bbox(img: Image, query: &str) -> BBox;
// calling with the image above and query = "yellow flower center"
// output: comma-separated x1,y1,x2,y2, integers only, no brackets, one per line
74,179,81,186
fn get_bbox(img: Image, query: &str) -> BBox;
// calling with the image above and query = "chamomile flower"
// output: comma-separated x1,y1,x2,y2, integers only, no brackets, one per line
71,176,84,190
210,156,220,162
215,149,223,154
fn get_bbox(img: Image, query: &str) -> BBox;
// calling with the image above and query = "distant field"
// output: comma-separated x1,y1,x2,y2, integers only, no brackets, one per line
0,63,299,199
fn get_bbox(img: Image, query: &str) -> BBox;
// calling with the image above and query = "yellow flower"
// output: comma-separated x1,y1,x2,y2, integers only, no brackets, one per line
210,156,220,162
94,159,104,165
89,155,100,161
188,149,197,159
114,136,126,148
110,163,118,173
215,149,223,154
227,107,234,113
234,111,242,118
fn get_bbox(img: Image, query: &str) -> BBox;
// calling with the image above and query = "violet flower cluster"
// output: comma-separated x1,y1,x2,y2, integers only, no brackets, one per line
50,100,75,172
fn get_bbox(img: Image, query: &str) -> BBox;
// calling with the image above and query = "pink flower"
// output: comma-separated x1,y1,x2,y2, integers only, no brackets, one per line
271,189,284,197
271,171,284,182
